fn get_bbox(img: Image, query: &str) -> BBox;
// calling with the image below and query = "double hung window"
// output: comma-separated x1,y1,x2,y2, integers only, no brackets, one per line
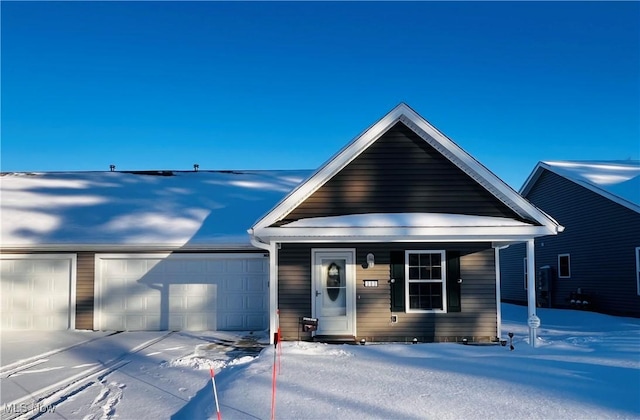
405,250,446,312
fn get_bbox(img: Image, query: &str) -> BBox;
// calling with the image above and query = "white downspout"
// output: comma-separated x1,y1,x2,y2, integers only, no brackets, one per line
526,239,539,347
250,233,278,345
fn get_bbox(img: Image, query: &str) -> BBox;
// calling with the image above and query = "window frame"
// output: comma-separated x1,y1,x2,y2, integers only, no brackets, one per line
404,250,447,313
558,254,571,278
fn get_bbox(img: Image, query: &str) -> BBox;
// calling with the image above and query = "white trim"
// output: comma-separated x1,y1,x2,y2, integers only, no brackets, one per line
404,250,447,313
636,247,640,296
494,247,502,339
270,243,278,343
558,253,571,278
255,225,556,243
0,253,77,329
311,248,357,337
523,257,528,290
251,103,561,236
526,239,538,348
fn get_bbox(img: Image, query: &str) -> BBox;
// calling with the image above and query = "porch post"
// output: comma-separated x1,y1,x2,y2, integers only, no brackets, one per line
269,242,279,345
526,239,538,348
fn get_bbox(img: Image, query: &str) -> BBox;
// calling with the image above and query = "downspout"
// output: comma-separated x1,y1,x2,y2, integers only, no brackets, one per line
526,239,539,347
249,230,278,345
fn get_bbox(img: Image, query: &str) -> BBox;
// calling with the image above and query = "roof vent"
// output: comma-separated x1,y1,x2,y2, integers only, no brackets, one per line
109,164,116,172
194,163,199,172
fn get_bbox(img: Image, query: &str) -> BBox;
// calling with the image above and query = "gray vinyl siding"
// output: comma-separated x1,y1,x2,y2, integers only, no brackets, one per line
279,122,529,225
500,170,640,317
278,242,498,342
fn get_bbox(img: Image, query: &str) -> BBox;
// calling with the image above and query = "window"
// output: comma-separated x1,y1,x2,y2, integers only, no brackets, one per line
405,250,446,312
636,248,640,296
558,254,571,278
523,257,528,290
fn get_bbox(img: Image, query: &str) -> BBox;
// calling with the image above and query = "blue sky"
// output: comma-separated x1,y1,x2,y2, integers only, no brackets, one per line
2,1,638,189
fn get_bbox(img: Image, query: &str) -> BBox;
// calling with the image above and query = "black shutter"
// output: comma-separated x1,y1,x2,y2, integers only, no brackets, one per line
390,251,405,312
446,251,461,312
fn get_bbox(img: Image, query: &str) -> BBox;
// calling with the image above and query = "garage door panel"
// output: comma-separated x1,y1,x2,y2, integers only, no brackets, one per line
246,295,266,310
246,275,265,291
225,278,244,292
246,314,267,330
0,255,75,330
247,259,267,273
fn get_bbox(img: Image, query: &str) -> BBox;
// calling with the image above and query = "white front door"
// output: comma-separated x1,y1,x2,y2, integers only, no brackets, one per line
312,249,356,336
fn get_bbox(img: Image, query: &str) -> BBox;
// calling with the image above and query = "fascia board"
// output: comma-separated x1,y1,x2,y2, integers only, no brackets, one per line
252,104,408,231
519,162,546,196
254,225,557,242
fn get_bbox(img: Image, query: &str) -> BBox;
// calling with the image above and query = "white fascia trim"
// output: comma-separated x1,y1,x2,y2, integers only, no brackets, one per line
256,225,556,241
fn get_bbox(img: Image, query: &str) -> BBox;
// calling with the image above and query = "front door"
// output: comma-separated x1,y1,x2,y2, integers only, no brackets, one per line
312,249,356,336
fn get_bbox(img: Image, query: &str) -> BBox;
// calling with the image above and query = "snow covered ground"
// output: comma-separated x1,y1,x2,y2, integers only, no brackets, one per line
2,304,639,419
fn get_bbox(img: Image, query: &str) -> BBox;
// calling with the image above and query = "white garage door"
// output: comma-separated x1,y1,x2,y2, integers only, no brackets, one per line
0,254,76,330
95,253,269,331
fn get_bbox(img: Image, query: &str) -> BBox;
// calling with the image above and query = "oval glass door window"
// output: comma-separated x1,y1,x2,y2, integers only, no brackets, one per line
327,262,341,301
321,259,346,316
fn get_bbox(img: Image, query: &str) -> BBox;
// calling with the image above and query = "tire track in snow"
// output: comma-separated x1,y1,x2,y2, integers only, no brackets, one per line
4,332,173,420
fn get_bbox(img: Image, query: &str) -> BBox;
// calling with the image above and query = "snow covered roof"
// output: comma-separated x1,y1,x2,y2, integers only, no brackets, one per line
0,170,311,250
521,161,640,214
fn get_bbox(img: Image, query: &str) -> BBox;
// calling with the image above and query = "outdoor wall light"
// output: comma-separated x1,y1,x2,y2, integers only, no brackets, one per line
365,253,375,269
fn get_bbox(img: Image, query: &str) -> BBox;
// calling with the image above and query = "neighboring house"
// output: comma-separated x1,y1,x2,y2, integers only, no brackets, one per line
1,103,562,342
249,103,561,343
500,161,640,318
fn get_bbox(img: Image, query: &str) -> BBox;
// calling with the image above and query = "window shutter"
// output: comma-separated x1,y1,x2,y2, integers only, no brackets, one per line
390,251,405,312
446,251,461,312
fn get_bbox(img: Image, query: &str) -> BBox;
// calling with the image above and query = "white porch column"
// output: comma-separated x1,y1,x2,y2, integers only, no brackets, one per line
269,242,279,345
526,239,539,347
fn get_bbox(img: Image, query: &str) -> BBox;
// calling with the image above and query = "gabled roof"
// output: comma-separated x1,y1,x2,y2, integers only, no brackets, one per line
251,103,561,242
0,170,310,251
521,160,640,214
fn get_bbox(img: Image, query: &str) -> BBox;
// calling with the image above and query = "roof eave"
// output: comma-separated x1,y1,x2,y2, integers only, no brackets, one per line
252,225,559,244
